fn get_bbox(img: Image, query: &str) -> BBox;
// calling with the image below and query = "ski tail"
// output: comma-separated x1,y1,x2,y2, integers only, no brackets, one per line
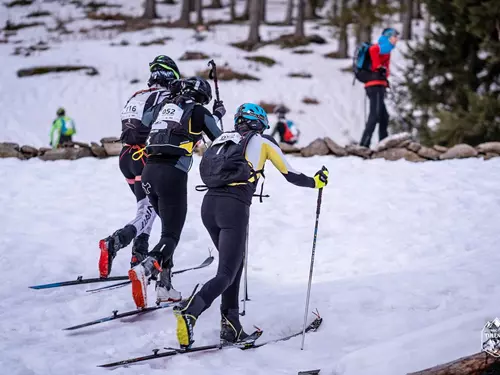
29,275,129,289
63,301,180,331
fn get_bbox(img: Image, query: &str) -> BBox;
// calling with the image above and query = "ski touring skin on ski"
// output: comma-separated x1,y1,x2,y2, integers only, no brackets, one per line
29,255,214,290
63,301,181,331
97,311,322,368
86,255,214,293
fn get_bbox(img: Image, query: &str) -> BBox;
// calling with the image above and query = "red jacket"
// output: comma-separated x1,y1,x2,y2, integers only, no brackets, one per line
365,44,391,88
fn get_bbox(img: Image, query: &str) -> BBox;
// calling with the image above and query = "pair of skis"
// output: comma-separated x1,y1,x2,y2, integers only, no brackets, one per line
61,256,214,330
29,255,214,293
98,310,322,368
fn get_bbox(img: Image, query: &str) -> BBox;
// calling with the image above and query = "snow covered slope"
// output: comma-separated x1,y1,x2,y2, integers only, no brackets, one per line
1,0,411,148
1,155,499,374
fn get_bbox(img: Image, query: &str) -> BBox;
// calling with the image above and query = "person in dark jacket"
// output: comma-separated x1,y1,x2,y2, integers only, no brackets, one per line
271,106,300,146
98,55,180,279
128,77,225,309
359,28,399,148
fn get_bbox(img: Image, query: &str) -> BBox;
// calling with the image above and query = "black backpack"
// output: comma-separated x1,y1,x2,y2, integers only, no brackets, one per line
145,95,197,157
199,131,259,188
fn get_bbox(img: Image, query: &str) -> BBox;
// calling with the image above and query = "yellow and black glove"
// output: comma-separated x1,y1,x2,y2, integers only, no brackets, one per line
313,166,329,189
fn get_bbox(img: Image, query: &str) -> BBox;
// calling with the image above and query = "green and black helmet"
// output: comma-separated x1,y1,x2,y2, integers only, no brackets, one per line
148,55,180,87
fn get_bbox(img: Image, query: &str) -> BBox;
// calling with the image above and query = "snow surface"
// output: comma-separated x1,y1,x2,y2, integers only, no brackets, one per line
1,0,414,148
1,155,500,375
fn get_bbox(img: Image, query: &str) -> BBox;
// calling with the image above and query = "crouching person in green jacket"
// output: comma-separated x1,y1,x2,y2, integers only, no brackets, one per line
50,107,76,148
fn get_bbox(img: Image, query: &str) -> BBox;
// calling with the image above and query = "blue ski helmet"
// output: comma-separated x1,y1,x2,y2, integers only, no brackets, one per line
234,103,269,131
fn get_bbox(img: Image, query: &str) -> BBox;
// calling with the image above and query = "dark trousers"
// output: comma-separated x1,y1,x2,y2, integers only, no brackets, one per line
360,85,389,148
141,162,187,268
58,134,73,146
196,194,249,312
119,145,146,202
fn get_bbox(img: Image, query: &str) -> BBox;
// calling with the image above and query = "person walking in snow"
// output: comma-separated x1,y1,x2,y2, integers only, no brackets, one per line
173,103,329,349
50,108,76,148
271,105,300,146
98,55,181,279
128,76,225,308
359,28,399,148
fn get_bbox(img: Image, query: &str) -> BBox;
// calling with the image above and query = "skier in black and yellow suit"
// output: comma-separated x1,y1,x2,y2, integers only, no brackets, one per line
173,103,329,349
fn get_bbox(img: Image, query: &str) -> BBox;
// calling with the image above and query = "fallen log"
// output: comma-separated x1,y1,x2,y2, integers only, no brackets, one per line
407,352,500,375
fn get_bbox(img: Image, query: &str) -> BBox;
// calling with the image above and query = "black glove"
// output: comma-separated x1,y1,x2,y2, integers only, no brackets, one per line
212,100,226,119
377,67,387,78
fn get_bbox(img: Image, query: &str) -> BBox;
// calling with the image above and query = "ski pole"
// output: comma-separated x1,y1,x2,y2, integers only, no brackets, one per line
240,222,250,316
208,59,223,131
300,186,324,350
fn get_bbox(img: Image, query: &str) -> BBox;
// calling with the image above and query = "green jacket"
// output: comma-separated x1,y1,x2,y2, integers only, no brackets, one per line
50,116,76,147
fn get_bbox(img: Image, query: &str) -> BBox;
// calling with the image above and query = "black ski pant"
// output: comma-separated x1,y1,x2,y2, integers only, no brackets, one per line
58,134,73,146
119,145,147,202
141,162,188,268
360,85,389,148
196,194,249,313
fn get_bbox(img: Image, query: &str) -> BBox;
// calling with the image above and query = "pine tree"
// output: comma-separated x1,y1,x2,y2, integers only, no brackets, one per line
396,0,500,146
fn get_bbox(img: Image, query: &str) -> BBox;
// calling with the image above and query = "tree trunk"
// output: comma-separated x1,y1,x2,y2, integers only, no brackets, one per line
424,10,431,36
305,0,319,20
357,0,372,45
295,0,305,38
260,0,266,22
402,0,413,40
178,0,191,26
305,0,313,19
330,0,339,25
285,0,294,25
413,0,422,19
407,351,500,375
230,0,237,20
189,0,195,12
142,0,157,19
337,0,349,58
195,0,203,25
241,0,251,20
210,0,223,8
247,0,262,45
